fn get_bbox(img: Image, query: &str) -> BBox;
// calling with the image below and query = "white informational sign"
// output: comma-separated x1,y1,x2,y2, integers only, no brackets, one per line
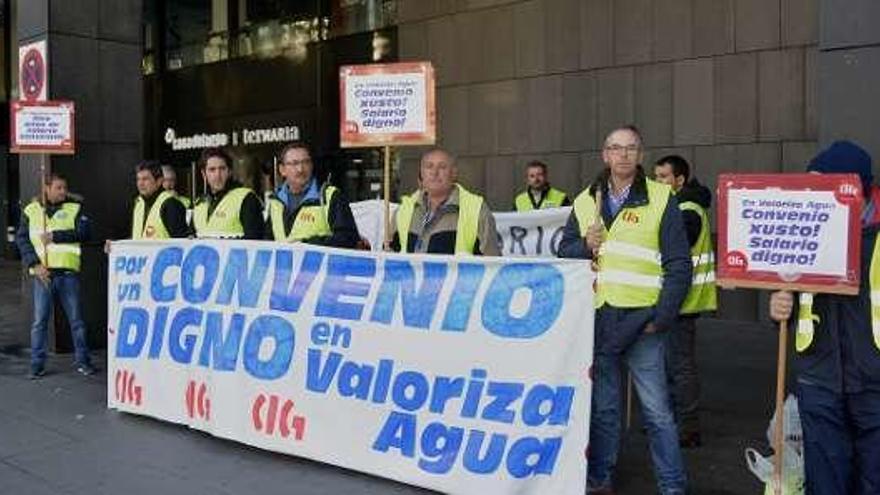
19,39,48,101
717,173,863,293
10,100,75,154
350,200,571,258
340,62,436,147
108,240,594,495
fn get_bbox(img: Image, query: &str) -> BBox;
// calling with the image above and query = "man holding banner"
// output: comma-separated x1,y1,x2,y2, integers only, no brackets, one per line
390,148,499,255
192,147,264,240
130,161,188,240
559,126,691,495
769,141,880,495
654,155,717,448
514,160,571,211
16,173,96,379
266,142,359,248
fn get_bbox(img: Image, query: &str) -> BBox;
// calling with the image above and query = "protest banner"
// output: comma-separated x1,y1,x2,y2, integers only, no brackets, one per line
340,62,436,248
716,173,863,495
350,200,570,258
107,240,594,495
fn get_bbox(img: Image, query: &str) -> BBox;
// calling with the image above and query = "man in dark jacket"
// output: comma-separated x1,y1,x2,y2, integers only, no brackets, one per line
654,155,717,448
192,147,264,240
265,142,359,248
16,173,95,378
129,161,188,239
559,126,691,495
770,140,880,495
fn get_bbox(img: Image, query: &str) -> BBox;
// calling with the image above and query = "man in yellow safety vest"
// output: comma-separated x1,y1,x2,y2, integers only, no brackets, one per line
192,147,264,240
131,161,188,239
558,125,692,495
514,160,570,211
653,154,717,449
390,148,499,255
266,142,358,247
15,173,96,379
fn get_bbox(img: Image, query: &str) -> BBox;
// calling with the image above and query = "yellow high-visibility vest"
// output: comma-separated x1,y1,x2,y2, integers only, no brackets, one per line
679,201,717,314
193,187,253,239
573,179,671,308
515,187,567,211
268,186,336,241
24,201,82,272
131,191,174,239
396,184,483,254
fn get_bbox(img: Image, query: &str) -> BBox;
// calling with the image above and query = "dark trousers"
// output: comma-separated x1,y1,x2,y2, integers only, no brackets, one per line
665,316,700,435
797,382,880,495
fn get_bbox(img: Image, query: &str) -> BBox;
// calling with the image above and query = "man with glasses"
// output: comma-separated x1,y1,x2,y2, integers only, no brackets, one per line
266,142,359,247
559,126,692,495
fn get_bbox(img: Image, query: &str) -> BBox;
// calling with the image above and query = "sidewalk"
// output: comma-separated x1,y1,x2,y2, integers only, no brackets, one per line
0,259,770,494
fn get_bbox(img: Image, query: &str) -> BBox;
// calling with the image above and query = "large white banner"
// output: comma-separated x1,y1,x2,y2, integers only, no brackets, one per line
108,240,594,495
351,200,571,258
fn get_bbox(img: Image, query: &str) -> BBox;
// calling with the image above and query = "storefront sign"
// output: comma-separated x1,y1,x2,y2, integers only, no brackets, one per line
164,125,300,151
19,39,48,102
717,173,862,294
11,100,75,154
108,240,594,495
340,62,436,147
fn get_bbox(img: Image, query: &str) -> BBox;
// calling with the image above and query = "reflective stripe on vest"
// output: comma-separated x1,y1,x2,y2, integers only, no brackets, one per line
396,184,483,254
193,187,252,239
173,193,192,209
24,201,82,272
796,293,819,352
871,235,880,350
573,179,671,308
132,191,174,240
268,186,336,241
679,201,718,314
515,187,567,211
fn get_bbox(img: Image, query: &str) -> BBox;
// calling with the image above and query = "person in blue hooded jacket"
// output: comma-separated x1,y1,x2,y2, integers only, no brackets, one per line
770,140,880,495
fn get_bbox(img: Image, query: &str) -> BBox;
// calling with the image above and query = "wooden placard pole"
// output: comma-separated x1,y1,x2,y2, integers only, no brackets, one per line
39,153,49,282
773,319,788,495
383,146,392,247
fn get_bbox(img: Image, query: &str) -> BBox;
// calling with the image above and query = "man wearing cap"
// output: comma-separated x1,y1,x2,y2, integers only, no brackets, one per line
770,140,880,494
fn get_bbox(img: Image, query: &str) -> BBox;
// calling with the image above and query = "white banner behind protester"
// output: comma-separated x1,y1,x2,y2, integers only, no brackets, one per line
351,200,571,258
108,240,594,495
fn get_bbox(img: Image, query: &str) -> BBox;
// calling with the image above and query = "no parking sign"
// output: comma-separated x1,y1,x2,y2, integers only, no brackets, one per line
19,39,47,102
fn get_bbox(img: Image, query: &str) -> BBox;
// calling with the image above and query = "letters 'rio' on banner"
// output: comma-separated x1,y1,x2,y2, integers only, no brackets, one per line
107,240,595,495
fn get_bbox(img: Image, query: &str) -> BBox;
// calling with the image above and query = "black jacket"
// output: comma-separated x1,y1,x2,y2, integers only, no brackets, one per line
792,223,880,394
676,179,712,248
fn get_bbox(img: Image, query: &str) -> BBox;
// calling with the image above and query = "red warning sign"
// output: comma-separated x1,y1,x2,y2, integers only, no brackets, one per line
19,40,47,102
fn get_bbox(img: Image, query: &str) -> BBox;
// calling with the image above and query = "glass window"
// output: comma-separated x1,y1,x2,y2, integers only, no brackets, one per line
165,0,229,70
330,0,396,38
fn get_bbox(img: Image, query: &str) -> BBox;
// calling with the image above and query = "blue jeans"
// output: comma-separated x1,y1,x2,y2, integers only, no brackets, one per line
797,381,880,495
30,271,91,370
588,310,687,494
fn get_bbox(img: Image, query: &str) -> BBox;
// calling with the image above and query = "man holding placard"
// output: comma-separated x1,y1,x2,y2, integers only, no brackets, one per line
559,126,691,495
769,141,880,495
266,142,359,247
390,148,499,255
654,155,717,448
192,147,264,240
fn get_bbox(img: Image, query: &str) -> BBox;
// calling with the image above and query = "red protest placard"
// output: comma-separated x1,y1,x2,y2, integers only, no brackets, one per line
10,100,76,154
716,173,862,295
339,62,436,148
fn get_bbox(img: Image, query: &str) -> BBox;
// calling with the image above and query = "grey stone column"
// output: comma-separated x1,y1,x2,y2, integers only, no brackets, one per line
16,0,143,352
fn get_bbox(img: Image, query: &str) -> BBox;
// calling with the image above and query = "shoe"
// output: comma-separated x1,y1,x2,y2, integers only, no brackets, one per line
75,363,97,376
28,367,45,380
679,431,702,448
